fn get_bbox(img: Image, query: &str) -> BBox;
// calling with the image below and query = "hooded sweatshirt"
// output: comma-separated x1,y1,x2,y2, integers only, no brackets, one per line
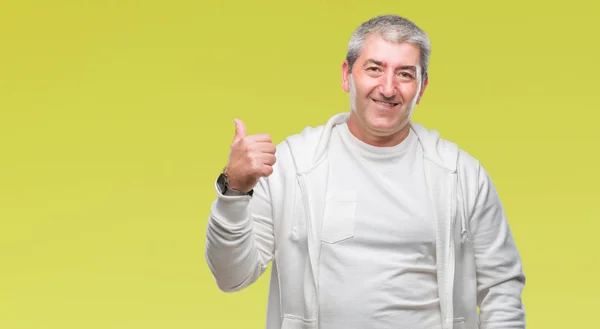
205,112,526,329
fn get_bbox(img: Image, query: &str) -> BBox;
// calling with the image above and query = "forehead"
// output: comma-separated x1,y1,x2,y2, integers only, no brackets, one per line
357,35,421,67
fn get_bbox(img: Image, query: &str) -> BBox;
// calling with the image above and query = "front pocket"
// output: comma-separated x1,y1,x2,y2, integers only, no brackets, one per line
281,315,317,329
321,190,357,244
452,317,466,329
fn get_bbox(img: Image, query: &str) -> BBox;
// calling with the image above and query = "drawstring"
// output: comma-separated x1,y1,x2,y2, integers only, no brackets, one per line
458,173,469,243
460,219,469,243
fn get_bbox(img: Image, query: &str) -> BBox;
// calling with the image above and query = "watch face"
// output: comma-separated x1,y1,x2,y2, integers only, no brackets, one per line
217,173,227,193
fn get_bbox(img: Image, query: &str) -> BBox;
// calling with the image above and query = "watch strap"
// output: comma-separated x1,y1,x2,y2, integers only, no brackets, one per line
218,172,253,197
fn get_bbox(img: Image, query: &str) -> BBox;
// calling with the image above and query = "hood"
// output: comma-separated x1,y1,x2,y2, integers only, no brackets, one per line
284,112,460,175
284,112,469,244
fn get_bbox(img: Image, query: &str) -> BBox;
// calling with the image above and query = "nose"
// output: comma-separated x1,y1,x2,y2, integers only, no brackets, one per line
378,73,397,99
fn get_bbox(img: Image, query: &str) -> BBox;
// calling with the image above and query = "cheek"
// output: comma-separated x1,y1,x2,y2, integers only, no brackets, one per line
355,79,378,96
400,84,420,100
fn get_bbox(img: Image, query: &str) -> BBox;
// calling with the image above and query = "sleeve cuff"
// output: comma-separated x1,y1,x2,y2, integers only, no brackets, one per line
211,179,252,227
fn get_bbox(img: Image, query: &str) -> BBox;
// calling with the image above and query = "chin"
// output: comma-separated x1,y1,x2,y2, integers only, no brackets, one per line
367,116,399,130
369,116,410,134
366,123,397,136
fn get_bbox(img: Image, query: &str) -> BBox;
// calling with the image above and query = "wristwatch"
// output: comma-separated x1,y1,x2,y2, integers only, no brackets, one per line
217,172,253,197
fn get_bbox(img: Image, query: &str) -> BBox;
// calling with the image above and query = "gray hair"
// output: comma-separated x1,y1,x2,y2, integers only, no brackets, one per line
346,15,431,82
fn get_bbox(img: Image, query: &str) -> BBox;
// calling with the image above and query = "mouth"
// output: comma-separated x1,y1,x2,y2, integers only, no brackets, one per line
372,99,400,108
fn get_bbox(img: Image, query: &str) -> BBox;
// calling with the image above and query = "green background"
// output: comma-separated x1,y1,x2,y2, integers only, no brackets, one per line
1,1,598,328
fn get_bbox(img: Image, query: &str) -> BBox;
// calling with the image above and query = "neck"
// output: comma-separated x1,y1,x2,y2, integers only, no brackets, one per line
346,115,411,147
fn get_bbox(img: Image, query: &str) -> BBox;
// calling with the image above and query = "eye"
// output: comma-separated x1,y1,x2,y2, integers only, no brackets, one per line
398,72,414,80
366,67,381,73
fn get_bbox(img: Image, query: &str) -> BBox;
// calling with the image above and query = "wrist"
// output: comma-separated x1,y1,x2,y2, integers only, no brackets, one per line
225,176,248,193
217,169,253,197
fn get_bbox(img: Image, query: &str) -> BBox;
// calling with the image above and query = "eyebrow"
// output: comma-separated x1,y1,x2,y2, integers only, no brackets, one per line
365,59,417,73
365,59,384,66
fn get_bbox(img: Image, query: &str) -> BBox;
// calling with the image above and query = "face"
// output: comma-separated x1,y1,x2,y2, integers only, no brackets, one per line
342,34,428,146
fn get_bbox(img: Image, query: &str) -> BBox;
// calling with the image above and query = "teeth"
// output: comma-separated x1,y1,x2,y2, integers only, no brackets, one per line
375,100,395,107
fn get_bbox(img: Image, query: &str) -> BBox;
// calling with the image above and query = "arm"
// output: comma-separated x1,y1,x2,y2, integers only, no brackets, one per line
204,175,275,292
204,118,277,292
471,164,526,329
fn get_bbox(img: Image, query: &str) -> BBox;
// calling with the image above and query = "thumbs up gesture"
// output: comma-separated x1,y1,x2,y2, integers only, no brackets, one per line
224,119,277,193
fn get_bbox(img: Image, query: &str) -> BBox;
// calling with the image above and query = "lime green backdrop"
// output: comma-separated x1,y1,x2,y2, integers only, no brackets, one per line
1,1,598,328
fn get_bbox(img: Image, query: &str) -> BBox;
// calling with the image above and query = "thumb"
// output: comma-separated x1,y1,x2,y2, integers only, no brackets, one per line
233,118,246,142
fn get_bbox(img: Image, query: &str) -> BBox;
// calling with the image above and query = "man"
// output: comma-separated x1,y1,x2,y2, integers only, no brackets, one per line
205,15,526,329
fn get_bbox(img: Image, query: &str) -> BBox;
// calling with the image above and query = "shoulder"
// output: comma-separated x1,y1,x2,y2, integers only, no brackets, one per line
280,112,349,150
411,121,482,176
275,124,324,158
457,147,482,176
283,124,324,146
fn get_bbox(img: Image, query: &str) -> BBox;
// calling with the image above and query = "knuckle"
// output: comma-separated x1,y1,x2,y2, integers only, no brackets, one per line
242,155,254,169
252,160,262,173
263,166,273,176
243,142,253,153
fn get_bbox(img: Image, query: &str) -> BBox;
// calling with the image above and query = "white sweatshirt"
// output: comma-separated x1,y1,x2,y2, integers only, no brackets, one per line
205,113,526,329
319,123,441,329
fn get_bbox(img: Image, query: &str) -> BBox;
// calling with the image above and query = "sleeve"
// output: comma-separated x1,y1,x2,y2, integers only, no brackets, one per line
470,163,526,329
204,173,275,292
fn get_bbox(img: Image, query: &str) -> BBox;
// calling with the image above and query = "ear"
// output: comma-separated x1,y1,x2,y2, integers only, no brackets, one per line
416,75,429,104
341,61,350,93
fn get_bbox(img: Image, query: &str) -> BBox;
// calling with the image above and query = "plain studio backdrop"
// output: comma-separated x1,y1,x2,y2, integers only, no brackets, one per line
1,1,598,328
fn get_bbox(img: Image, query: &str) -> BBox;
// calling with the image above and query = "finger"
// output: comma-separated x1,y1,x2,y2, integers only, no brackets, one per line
246,133,272,143
259,164,274,177
250,142,276,154
233,118,246,143
256,153,276,166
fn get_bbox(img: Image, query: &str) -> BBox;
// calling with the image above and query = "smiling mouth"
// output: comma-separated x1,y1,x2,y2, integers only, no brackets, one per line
373,99,399,108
